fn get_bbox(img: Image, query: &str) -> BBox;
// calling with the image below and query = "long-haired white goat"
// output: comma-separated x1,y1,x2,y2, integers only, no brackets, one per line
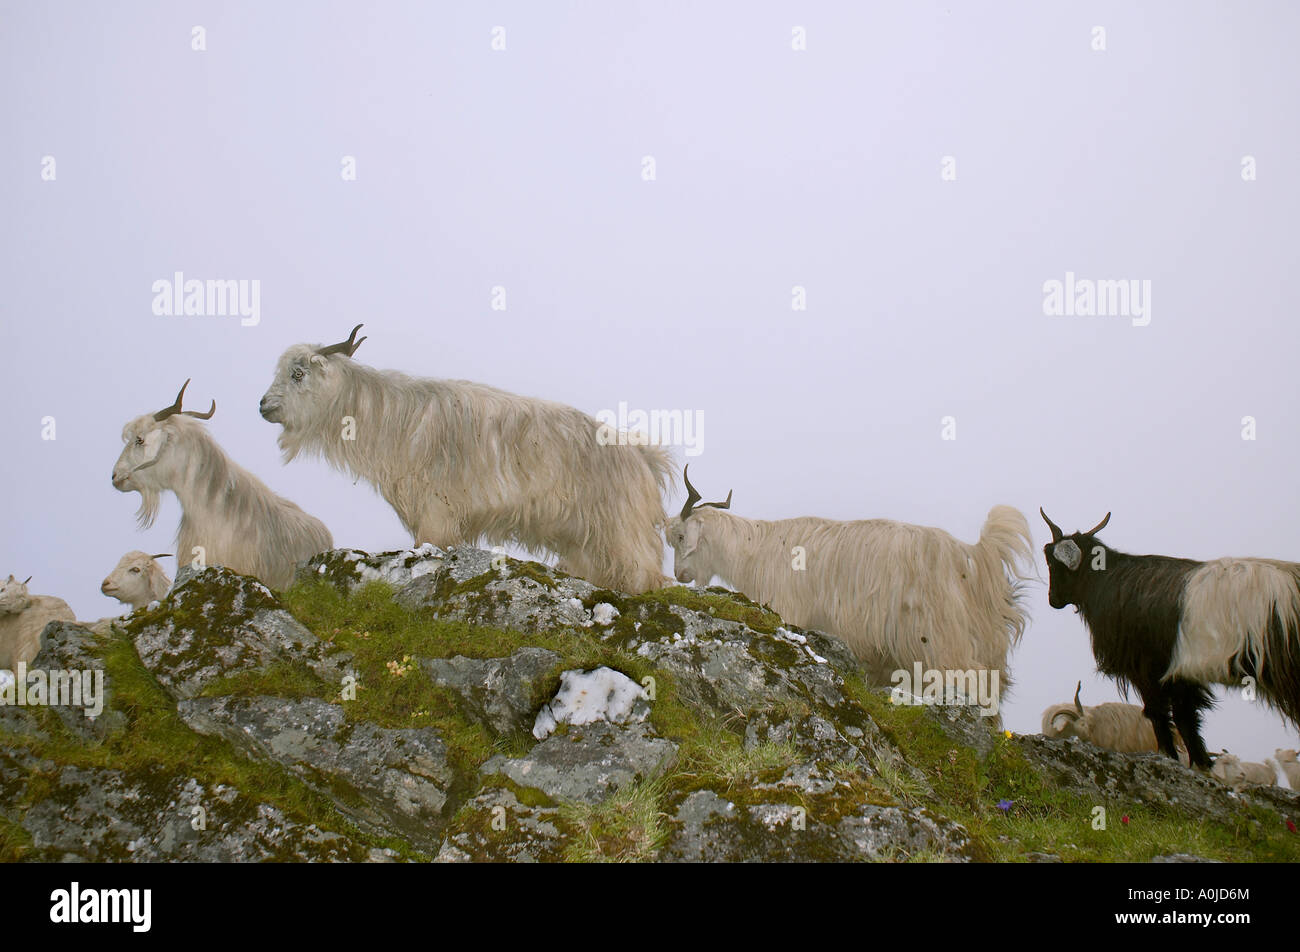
112,381,333,590
1274,749,1300,790
664,467,1033,688
101,551,172,611
1042,681,1190,763
1210,752,1278,791
258,325,673,594
0,575,75,669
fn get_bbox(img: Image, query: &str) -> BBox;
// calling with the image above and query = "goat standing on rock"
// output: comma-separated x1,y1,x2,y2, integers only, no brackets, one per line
258,325,673,594
664,467,1033,690
112,380,333,590
1041,508,1300,770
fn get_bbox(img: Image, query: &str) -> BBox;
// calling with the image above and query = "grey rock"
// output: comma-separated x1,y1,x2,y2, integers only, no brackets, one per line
26,621,127,741
1014,733,1300,827
421,647,561,735
1151,853,1222,863
177,695,456,850
659,789,972,862
134,567,350,700
1,746,369,862
481,721,678,804
299,546,450,593
435,787,566,863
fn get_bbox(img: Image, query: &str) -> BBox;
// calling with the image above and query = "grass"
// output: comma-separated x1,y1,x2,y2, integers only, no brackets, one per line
6,569,1297,864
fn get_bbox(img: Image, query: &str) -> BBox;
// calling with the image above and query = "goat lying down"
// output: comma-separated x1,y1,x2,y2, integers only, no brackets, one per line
664,467,1033,691
0,575,75,669
112,380,333,590
1210,752,1278,791
1042,509,1300,770
101,551,172,612
1274,749,1300,791
1041,681,1189,764
258,325,673,594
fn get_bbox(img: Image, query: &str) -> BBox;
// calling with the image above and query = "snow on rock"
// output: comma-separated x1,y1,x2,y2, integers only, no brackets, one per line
532,667,650,740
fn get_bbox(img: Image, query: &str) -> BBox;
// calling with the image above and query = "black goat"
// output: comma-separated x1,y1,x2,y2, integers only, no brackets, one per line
1040,509,1300,770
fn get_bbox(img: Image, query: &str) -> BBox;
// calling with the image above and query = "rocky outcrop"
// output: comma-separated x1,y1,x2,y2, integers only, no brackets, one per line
0,545,1295,863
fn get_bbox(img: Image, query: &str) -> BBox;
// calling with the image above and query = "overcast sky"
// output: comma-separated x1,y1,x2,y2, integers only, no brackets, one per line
3,2,1297,761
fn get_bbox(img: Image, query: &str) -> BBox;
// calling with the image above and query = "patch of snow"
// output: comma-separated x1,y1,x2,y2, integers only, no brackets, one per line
532,667,650,739
590,602,619,626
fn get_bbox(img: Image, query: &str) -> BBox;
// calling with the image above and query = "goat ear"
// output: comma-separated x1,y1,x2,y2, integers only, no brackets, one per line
309,354,327,368
1051,712,1075,732
141,428,166,462
1052,539,1082,571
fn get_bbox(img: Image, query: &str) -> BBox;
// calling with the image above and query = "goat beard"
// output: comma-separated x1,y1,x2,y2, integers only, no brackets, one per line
134,487,162,530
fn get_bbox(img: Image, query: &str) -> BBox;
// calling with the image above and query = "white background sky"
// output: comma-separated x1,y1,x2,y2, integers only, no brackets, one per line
2,2,1297,762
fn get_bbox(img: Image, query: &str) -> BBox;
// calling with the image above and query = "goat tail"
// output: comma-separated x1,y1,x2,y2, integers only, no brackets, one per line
977,505,1035,580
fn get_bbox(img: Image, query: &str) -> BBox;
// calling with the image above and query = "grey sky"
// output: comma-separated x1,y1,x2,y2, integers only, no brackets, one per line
3,2,1297,761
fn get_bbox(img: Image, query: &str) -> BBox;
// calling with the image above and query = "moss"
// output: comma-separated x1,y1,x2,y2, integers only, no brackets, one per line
0,623,423,862
0,815,32,862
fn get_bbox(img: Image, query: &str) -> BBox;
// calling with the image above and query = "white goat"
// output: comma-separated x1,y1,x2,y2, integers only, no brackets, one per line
663,467,1033,689
112,380,333,590
1042,681,1190,763
1210,752,1278,791
101,551,172,611
258,325,673,594
1273,749,1300,791
0,575,76,669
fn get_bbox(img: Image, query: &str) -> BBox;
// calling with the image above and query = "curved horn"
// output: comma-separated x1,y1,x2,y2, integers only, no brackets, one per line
149,553,173,560
21,576,32,585
153,379,190,421
1074,681,1084,715
1040,507,1063,543
680,465,703,521
1084,512,1111,536
316,323,367,358
154,379,215,421
679,466,733,521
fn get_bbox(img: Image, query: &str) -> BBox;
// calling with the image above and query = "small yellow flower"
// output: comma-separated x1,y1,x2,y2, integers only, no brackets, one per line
1004,730,1012,739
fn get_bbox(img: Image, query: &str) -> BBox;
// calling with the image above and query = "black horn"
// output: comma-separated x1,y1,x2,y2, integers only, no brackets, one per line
1084,512,1112,536
680,465,732,521
317,323,367,358
1040,507,1063,543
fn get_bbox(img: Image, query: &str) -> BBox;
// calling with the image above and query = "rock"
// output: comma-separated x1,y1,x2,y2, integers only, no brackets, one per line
1151,853,1222,863
27,621,127,741
1013,733,1300,827
133,567,351,700
659,789,972,862
420,647,560,736
435,787,566,863
481,722,678,804
300,545,450,593
177,695,456,851
0,746,369,862
532,667,650,740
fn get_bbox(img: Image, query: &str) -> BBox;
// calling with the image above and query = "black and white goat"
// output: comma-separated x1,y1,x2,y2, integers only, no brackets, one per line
1040,509,1300,770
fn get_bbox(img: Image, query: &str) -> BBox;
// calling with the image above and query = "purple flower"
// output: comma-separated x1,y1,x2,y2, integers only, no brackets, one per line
996,799,1013,812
